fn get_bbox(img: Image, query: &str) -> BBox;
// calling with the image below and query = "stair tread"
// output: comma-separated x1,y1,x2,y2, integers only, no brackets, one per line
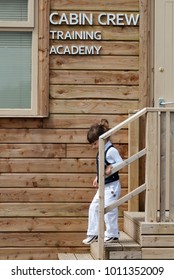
58,253,94,260
105,231,141,250
90,231,141,259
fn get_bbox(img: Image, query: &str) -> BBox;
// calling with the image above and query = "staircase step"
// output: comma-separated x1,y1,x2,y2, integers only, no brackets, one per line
91,231,142,260
58,253,94,260
124,211,145,243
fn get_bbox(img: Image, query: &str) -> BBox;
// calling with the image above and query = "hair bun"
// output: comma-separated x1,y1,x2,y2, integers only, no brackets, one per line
100,119,109,129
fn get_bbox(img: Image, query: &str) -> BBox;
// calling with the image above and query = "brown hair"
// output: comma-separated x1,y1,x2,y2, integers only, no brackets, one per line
87,119,110,144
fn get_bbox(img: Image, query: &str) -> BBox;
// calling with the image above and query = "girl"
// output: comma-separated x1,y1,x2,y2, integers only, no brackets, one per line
82,119,123,244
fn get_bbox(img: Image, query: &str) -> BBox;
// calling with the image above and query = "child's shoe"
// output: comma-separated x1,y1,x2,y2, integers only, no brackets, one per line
82,235,98,245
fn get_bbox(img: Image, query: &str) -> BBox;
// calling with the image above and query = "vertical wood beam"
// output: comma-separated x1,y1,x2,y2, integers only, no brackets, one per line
169,112,174,221
165,112,170,212
157,111,161,214
139,0,150,211
98,137,105,259
38,0,50,116
160,112,166,221
145,112,158,222
139,0,149,108
128,112,139,211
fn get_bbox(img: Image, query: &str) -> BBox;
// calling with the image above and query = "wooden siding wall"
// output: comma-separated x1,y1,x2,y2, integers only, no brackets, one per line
0,0,139,259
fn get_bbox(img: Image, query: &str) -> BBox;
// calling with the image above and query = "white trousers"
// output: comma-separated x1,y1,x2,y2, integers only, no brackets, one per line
87,180,121,238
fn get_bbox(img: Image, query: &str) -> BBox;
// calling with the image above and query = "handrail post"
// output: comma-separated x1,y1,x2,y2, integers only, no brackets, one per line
98,136,105,259
145,111,158,222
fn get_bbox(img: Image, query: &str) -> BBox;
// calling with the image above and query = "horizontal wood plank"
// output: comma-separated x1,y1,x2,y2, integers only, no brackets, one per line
141,235,174,247
109,250,141,260
66,144,128,159
51,0,139,11
0,203,127,217
50,70,139,85
142,248,174,260
58,253,77,260
58,253,94,260
0,217,124,232
0,232,86,247
75,253,94,260
0,188,128,203
50,56,139,70
0,144,65,158
0,158,96,173
0,173,128,188
49,85,139,100
50,100,139,114
0,119,43,129
0,203,89,217
0,217,88,232
141,223,174,235
43,114,128,129
0,129,128,143
0,173,95,187
0,188,95,202
0,247,89,260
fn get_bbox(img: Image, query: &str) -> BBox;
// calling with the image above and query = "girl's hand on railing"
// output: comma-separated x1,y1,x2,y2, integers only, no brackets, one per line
105,165,112,176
